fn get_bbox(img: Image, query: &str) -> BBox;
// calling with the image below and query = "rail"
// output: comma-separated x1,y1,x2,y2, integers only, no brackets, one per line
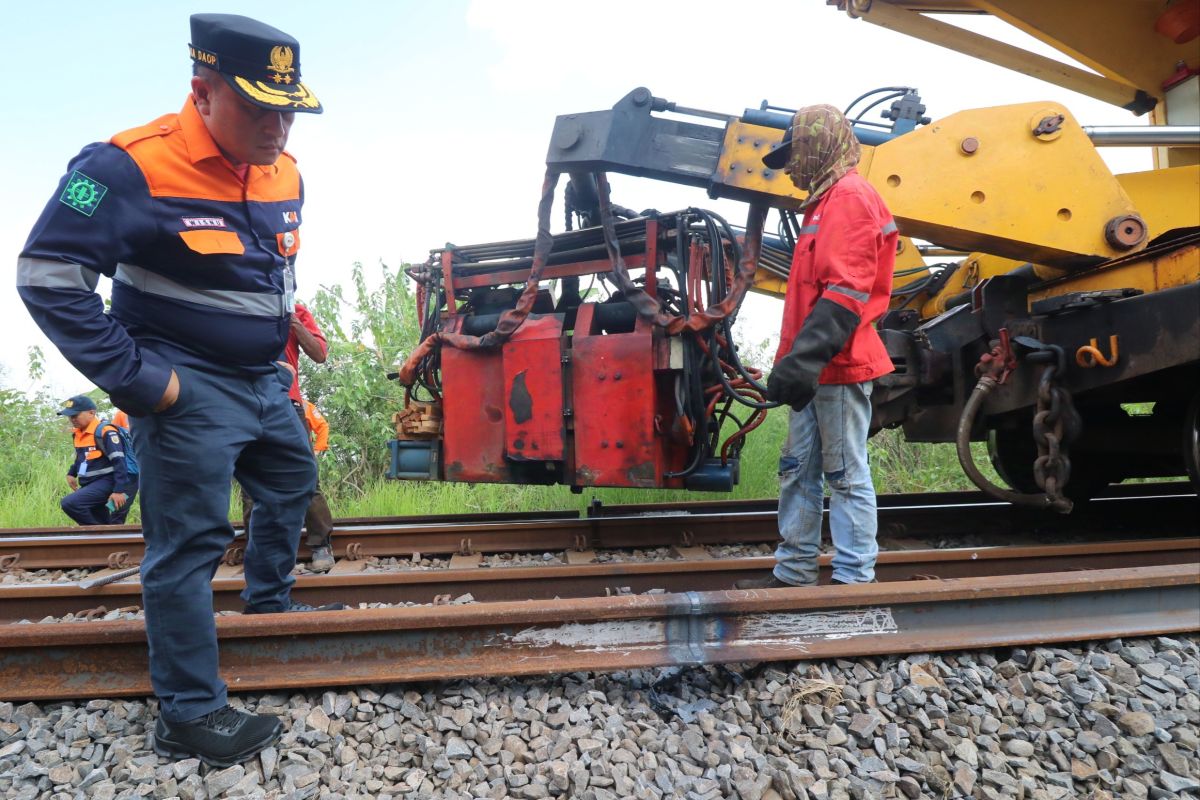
2,560,1195,700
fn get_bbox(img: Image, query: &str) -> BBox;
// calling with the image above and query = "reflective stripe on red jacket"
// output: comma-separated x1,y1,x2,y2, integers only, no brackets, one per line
774,169,897,385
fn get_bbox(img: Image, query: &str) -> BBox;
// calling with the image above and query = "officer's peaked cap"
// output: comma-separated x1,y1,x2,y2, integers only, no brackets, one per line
189,14,322,114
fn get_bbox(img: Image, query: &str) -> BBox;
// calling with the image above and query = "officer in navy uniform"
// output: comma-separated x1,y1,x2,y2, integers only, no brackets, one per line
17,14,340,767
58,394,136,525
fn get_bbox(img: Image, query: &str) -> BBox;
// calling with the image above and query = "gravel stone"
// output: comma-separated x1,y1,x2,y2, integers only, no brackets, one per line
172,757,200,781
446,736,473,759
1118,711,1157,735
204,764,244,796
1160,771,1200,793
0,635,1194,800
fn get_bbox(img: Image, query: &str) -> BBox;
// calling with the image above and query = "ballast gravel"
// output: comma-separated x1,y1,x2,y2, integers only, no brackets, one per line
0,635,1196,800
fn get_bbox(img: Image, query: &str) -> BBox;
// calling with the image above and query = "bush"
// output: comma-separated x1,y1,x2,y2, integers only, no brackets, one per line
300,262,415,498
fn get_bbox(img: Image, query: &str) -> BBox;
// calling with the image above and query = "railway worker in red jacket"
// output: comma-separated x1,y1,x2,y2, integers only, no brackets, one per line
738,105,897,590
17,14,340,768
240,302,335,571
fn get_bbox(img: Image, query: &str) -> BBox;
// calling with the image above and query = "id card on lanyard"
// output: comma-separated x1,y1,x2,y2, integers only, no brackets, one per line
283,264,296,314
279,229,298,314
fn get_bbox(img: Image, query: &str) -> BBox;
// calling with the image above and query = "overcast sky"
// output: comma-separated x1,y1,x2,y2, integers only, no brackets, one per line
0,0,1152,396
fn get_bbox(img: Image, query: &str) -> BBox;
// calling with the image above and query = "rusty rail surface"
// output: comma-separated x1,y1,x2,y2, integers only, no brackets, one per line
2,491,1196,572
2,562,1196,701
2,538,1197,623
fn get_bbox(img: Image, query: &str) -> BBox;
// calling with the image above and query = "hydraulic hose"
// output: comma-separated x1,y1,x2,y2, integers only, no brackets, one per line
955,375,1071,513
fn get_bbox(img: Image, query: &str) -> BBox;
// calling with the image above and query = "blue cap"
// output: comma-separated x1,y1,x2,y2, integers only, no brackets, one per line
57,395,98,416
190,14,322,113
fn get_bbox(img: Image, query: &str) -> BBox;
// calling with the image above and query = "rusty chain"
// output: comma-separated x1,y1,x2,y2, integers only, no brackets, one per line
1029,347,1081,512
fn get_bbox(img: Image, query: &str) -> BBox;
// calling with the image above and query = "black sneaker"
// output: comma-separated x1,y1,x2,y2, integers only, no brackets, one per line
243,600,347,614
153,706,281,767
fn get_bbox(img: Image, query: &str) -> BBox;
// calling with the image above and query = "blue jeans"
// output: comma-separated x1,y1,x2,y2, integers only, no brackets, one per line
131,362,315,722
774,381,878,586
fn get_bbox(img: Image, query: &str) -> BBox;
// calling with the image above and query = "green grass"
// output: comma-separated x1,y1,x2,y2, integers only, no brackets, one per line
1,406,1001,529
0,470,78,529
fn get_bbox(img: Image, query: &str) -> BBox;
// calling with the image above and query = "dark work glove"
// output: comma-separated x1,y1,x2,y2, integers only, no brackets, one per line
767,297,861,411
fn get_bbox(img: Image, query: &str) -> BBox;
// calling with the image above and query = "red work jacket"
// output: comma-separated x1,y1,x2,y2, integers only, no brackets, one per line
775,169,897,384
283,302,327,404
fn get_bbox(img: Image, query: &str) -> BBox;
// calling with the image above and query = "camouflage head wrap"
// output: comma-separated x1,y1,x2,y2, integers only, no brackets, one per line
784,104,861,209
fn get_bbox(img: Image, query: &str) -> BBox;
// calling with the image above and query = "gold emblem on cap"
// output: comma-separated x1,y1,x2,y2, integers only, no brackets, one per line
64,400,74,408
268,45,295,84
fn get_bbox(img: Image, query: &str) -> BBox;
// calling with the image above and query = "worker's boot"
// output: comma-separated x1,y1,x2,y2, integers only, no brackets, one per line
309,545,335,573
243,601,346,614
734,574,805,590
153,706,281,767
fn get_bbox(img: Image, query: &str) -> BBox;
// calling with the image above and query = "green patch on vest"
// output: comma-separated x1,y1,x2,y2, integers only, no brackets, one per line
59,171,108,217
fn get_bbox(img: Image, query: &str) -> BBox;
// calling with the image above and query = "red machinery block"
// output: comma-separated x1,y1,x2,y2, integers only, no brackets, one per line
571,305,661,488
442,345,511,483
503,315,565,461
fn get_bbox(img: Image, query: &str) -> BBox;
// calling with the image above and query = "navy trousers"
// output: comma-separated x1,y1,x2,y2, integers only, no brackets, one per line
131,362,315,723
61,476,115,525
63,477,138,525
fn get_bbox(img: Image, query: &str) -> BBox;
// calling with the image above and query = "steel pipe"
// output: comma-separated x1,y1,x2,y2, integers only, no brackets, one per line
1084,125,1200,146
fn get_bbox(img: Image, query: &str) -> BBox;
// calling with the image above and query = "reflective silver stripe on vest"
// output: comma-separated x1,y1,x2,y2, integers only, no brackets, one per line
82,466,115,476
881,220,898,235
827,284,871,303
16,257,101,292
106,452,125,459
114,263,285,317
798,225,819,235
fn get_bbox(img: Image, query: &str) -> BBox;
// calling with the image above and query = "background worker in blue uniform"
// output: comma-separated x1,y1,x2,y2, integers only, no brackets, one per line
58,395,135,525
17,14,340,768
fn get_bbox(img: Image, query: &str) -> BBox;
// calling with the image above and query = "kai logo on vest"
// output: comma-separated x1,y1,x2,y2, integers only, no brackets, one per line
282,211,299,224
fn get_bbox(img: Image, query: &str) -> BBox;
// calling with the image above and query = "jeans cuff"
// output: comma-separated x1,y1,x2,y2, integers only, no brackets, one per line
772,564,816,587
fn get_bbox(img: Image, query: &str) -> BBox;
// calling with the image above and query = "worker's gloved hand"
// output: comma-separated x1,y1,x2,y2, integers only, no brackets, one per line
767,297,861,411
766,355,820,411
